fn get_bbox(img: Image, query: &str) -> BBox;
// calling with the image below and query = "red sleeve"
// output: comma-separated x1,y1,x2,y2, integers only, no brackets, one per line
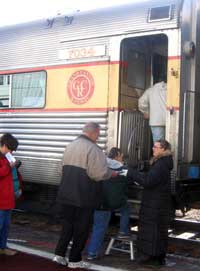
0,158,11,179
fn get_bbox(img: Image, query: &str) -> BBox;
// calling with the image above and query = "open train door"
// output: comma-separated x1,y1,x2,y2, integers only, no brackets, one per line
118,34,168,167
118,34,168,217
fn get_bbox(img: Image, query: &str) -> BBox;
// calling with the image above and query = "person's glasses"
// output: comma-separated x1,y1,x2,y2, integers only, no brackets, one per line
153,145,162,149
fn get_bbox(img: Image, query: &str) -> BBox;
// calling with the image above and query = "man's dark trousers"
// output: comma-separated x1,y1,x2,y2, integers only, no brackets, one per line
55,204,94,262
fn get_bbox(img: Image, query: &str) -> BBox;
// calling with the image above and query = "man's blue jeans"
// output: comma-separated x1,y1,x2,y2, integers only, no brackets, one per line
87,210,111,256
87,204,130,256
0,210,11,249
119,203,130,235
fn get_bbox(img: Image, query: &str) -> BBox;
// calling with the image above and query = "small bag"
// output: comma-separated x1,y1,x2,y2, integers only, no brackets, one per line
101,176,128,210
12,167,22,199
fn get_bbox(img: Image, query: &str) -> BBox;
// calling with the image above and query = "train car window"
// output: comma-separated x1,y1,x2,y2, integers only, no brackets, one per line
0,75,4,85
0,99,9,107
0,75,9,107
11,71,46,108
7,75,10,85
148,6,172,22
152,53,167,84
127,50,146,90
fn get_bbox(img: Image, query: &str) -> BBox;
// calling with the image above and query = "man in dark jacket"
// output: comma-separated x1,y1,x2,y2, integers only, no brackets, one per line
128,139,173,266
53,122,113,268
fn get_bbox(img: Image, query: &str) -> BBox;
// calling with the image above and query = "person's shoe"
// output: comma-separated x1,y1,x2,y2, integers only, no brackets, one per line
159,257,166,265
52,255,67,265
68,261,90,269
87,253,98,260
0,248,17,256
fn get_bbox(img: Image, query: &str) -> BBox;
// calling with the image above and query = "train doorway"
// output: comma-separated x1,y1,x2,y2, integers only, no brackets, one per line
119,34,168,167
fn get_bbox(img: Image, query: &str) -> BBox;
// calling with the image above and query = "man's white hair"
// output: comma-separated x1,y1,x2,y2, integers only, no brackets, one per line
83,122,100,133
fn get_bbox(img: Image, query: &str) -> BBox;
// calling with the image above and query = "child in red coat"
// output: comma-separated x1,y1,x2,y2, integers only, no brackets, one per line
0,133,19,256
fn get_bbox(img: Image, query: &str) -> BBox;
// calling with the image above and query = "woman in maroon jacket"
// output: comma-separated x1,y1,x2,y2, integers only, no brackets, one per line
0,133,19,256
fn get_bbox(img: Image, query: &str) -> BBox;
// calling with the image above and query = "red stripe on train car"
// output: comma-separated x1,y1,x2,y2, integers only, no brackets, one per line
0,107,119,113
168,56,181,60
0,107,180,113
0,57,180,74
166,106,179,111
0,61,125,74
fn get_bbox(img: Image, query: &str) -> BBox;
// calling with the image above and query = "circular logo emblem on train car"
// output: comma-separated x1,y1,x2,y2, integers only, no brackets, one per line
67,70,95,104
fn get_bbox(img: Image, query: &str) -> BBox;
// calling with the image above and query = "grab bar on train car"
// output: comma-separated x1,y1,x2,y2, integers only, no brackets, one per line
118,110,123,148
182,91,187,159
128,126,141,163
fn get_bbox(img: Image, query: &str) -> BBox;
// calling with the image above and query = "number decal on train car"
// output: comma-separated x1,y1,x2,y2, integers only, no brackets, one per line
58,45,106,60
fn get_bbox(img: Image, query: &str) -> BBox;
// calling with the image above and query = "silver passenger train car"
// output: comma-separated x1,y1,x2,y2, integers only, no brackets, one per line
0,0,199,210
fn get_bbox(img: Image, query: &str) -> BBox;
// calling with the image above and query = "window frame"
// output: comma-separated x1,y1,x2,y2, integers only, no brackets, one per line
127,49,146,90
148,5,172,23
0,70,47,109
0,75,4,86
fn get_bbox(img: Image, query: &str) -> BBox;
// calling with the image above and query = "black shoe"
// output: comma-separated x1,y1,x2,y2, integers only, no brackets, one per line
159,257,166,265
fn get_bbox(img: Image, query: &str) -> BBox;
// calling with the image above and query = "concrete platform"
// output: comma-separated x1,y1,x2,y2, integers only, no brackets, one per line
8,217,200,271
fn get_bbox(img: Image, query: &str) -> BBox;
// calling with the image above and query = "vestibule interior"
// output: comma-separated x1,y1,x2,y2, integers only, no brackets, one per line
119,34,168,166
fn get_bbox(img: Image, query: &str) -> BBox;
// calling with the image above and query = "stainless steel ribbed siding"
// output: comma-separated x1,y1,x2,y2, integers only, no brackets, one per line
0,112,108,185
119,111,152,166
0,36,109,69
0,0,181,70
